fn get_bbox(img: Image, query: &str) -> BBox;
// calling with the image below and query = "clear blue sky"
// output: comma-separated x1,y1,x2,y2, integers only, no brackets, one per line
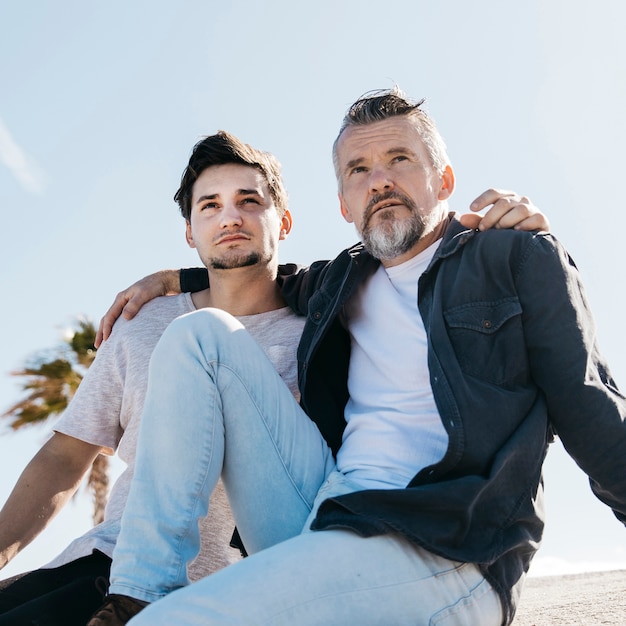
1,0,625,579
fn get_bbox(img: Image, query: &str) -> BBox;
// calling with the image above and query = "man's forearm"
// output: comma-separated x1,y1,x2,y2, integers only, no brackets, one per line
0,434,101,569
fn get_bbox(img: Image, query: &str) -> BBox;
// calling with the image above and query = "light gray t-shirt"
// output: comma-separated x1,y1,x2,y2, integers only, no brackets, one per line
47,294,304,580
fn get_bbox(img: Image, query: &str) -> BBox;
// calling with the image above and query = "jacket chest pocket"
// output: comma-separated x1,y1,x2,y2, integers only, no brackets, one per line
443,297,528,386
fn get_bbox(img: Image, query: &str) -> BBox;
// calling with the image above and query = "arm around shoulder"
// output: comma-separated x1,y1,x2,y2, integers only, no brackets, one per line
96,269,186,346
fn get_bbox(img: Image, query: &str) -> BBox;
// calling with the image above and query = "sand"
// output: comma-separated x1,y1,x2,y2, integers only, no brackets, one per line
512,569,626,625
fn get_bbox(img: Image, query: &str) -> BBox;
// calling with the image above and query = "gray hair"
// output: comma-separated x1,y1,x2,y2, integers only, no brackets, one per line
332,86,450,187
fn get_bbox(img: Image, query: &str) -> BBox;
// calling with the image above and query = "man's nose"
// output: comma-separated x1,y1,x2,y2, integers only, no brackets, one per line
220,203,243,227
369,166,394,194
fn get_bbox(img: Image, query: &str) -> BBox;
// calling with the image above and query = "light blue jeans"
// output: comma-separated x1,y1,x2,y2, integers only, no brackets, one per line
110,309,502,625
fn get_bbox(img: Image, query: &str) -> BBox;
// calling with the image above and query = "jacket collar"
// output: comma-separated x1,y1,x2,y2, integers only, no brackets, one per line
434,212,477,260
345,212,475,268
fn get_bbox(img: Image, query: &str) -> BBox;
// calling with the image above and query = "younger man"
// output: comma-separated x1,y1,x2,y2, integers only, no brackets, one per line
0,131,304,625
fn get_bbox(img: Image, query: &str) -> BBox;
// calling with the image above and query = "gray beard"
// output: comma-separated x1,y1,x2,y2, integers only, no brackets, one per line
361,210,425,261
208,252,262,270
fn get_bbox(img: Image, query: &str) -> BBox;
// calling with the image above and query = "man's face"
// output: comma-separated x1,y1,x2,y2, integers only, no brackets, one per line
335,116,454,266
186,163,291,271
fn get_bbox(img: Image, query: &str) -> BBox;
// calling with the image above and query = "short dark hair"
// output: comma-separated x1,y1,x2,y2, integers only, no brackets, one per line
175,130,288,220
332,86,450,185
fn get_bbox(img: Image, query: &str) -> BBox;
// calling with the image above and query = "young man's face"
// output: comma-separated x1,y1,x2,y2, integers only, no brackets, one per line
186,163,291,271
335,116,454,266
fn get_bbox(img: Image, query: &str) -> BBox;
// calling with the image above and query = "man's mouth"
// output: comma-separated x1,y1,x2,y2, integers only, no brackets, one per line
215,233,250,245
368,200,405,220
374,201,402,213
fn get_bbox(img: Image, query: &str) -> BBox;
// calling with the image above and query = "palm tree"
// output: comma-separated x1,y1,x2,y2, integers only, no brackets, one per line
1,318,109,524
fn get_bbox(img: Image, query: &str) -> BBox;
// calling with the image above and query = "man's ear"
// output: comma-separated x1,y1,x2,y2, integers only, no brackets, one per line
279,209,293,240
339,193,354,223
185,221,196,249
438,165,455,200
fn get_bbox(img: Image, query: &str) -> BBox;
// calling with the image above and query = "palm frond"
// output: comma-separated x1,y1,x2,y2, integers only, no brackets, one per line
2,318,107,524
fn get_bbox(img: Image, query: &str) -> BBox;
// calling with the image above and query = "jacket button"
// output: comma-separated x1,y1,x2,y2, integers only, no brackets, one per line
482,319,492,329
312,311,322,321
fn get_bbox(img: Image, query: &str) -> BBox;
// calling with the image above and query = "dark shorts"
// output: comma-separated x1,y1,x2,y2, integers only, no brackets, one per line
0,550,111,626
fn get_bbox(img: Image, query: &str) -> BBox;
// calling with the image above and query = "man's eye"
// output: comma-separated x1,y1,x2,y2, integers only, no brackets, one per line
393,155,408,163
242,197,260,204
201,203,218,210
350,166,367,175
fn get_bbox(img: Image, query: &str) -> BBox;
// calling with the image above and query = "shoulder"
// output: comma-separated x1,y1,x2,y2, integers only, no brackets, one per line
461,226,561,260
453,229,578,290
136,292,196,318
108,294,196,343
481,229,567,262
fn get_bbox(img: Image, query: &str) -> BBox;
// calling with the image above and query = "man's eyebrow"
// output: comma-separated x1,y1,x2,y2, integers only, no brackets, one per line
344,147,417,172
386,146,416,157
195,189,262,204
345,157,365,172
195,193,219,205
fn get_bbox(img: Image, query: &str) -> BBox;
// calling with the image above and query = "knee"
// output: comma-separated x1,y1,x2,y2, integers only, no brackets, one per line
174,308,243,336
157,308,245,356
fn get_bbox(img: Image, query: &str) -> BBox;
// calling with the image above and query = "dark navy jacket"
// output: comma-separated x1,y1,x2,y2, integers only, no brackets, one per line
182,215,626,624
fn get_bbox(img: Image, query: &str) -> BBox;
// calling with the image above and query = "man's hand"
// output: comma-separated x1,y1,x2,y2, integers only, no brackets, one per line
459,189,549,232
95,269,181,347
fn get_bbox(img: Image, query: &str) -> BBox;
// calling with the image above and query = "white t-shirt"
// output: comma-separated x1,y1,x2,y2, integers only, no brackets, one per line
47,294,304,580
337,241,448,489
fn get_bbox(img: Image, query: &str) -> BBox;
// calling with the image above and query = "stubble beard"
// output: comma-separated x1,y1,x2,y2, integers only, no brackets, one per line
207,251,263,270
361,193,425,262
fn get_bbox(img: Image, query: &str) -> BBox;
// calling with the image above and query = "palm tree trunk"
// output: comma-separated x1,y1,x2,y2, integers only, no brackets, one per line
88,454,109,525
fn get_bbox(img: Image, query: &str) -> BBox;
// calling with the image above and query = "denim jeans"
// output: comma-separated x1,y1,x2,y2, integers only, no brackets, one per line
110,308,502,625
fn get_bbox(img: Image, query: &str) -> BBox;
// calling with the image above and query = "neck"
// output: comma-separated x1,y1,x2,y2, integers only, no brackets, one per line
191,263,285,316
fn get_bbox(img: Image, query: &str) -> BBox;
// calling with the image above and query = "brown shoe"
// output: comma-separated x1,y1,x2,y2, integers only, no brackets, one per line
87,594,148,625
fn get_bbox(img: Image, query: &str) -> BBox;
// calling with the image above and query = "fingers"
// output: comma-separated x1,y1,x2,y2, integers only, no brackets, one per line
95,324,105,349
469,188,516,213
489,203,550,232
467,189,549,232
480,195,549,232
458,213,483,230
509,212,550,231
95,293,132,348
94,270,181,347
